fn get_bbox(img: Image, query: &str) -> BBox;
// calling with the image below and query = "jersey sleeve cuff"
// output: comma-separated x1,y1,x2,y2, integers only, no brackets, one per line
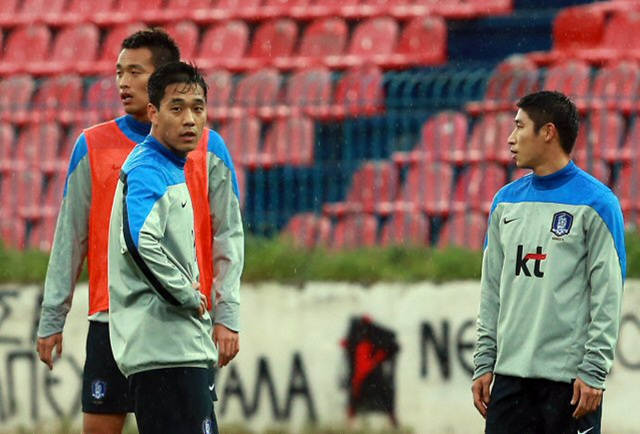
37,306,67,338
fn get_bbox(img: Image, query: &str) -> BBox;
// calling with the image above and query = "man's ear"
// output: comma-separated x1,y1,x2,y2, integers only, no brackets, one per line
147,103,158,124
543,122,557,142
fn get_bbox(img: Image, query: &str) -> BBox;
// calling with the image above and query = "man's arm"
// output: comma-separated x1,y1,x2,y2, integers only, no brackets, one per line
37,134,91,370
207,131,244,366
122,166,203,311
573,194,625,418
471,199,504,418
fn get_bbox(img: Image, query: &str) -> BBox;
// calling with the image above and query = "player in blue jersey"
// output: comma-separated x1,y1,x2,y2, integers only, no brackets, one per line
471,91,625,434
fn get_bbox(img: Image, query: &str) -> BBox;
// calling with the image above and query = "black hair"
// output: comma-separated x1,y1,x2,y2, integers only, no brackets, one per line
121,27,180,69
148,61,208,108
516,90,580,154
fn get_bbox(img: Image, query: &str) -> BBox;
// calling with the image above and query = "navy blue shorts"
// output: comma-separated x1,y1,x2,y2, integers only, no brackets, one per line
486,374,602,434
82,321,133,414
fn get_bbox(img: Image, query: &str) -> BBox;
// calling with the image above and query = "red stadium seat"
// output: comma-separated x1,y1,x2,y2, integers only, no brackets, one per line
467,113,514,165
382,161,454,216
573,111,626,164
233,69,281,119
283,67,333,118
86,75,121,121
615,162,639,213
281,212,332,249
248,19,299,64
0,24,51,75
215,0,262,19
0,218,26,250
0,123,15,173
166,20,200,62
393,111,468,166
328,64,384,119
324,160,399,216
65,0,115,20
467,56,540,114
93,22,146,74
331,214,378,250
33,23,100,75
544,59,592,112
218,116,262,167
205,69,234,121
197,21,250,71
112,0,165,22
293,17,349,69
453,164,507,214
0,1,19,26
331,17,399,69
437,211,487,251
13,122,64,174
383,16,446,69
262,0,311,18
8,169,46,221
32,75,84,125
14,0,67,22
258,116,314,167
380,208,429,247
167,0,213,9
588,60,640,113
0,74,35,125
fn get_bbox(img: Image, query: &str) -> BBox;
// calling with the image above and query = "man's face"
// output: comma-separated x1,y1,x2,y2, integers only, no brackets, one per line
508,109,545,170
116,48,155,122
149,82,207,157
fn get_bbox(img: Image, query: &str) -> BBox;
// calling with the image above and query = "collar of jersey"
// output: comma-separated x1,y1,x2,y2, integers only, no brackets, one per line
530,160,578,190
122,114,151,138
141,135,187,169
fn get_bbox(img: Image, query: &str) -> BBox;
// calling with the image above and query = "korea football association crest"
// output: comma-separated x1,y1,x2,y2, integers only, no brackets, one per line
202,418,213,434
551,211,573,237
91,380,107,400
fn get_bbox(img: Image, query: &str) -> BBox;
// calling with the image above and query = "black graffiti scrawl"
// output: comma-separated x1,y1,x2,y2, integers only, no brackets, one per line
341,316,400,426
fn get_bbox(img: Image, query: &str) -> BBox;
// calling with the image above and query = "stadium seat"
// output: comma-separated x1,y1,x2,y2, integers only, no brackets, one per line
248,18,299,66
0,218,26,250
283,67,333,118
382,16,447,69
286,17,349,69
437,211,487,251
544,59,592,112
380,208,429,247
0,24,51,75
13,122,64,174
281,212,332,249
233,69,282,119
215,0,262,20
0,0,19,26
324,160,399,216
262,0,311,19
573,111,626,164
166,20,200,61
0,74,35,125
381,161,454,216
0,123,15,173
12,0,67,24
112,0,166,22
452,163,507,214
257,116,314,168
31,23,100,75
218,116,262,167
330,213,378,250
196,21,250,71
86,75,121,121
32,75,84,125
615,162,639,213
205,69,234,121
466,56,540,115
393,111,468,166
64,0,115,24
8,169,45,221
328,64,385,119
588,60,640,113
93,22,146,74
467,113,514,165
329,17,399,69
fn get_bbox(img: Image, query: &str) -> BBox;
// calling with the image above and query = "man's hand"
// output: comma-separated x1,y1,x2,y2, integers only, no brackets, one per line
37,333,63,371
471,372,493,419
213,324,239,368
192,282,207,318
571,377,603,419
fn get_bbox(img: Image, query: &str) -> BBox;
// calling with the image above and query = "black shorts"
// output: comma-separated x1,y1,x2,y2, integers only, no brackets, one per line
82,321,133,414
486,374,602,434
129,366,218,434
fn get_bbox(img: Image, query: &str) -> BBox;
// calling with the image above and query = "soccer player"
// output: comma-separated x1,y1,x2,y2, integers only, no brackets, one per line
36,29,243,434
471,91,625,434
109,61,219,434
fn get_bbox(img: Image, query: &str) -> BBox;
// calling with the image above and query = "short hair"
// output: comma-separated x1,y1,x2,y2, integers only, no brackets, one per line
121,27,180,69
148,62,208,108
516,90,580,154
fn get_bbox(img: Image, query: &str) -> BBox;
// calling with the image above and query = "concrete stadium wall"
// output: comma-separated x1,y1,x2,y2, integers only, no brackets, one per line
0,282,638,433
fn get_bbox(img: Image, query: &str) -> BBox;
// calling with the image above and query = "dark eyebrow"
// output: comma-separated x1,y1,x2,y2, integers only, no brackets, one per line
116,63,146,70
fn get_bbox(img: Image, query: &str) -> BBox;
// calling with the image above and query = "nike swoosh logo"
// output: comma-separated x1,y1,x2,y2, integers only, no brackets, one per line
503,217,519,224
578,427,594,434
209,384,215,391
181,201,187,208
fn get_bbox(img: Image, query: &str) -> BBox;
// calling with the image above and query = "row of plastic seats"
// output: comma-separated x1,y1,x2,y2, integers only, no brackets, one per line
0,0,512,27
466,56,640,115
0,65,385,125
0,15,445,76
281,209,488,251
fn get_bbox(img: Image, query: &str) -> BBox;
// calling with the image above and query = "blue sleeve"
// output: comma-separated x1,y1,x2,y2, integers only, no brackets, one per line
593,192,627,281
208,130,240,201
64,133,88,197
